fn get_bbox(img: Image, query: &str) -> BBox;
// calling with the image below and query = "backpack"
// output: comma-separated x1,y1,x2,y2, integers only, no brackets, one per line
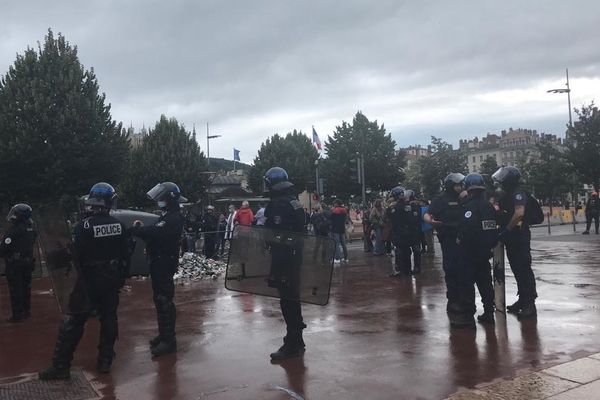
525,192,544,225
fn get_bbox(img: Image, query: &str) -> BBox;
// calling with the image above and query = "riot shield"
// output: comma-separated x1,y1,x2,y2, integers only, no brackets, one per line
493,243,506,314
225,225,335,306
110,209,159,276
35,206,89,314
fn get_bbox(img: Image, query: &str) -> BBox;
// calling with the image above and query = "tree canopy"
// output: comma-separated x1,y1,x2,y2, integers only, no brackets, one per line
480,155,499,194
247,130,319,194
566,103,600,191
525,139,574,204
121,115,206,207
0,29,129,205
321,111,405,200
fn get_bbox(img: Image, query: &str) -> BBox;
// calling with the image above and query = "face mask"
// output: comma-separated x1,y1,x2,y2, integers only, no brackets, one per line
158,201,167,209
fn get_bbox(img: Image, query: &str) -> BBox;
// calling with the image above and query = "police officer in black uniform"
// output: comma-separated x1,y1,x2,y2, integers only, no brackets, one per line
262,167,307,361
455,174,498,328
424,173,465,312
387,187,422,276
130,182,186,357
1,204,37,322
39,183,130,379
493,166,537,319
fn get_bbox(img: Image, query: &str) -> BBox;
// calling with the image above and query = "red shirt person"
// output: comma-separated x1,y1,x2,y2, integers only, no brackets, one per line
234,201,255,226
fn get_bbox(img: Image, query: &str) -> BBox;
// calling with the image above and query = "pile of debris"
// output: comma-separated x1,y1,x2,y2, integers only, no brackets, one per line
175,252,227,282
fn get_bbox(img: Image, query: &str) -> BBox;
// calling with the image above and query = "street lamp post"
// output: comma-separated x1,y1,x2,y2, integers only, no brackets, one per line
206,122,222,171
547,68,573,128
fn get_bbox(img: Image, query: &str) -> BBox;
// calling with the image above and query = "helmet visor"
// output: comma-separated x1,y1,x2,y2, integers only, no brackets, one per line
491,168,507,183
147,183,168,201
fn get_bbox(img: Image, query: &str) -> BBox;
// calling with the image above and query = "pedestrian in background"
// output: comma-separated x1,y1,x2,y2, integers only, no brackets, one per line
331,199,349,263
370,199,385,255
234,200,254,226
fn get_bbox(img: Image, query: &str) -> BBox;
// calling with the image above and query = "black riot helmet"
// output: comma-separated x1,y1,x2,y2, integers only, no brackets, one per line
7,203,33,222
492,166,521,190
404,189,416,202
147,182,188,209
443,173,465,192
464,173,486,192
263,167,294,193
85,182,117,210
390,186,406,201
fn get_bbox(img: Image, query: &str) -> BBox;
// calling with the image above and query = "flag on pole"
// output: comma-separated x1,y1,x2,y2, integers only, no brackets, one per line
233,148,240,161
312,127,322,150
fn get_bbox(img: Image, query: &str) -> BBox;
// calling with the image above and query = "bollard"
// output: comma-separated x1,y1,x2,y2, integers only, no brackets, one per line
547,212,551,235
572,210,576,232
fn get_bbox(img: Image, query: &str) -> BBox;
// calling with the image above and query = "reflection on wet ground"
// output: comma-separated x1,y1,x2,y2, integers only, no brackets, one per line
0,227,599,399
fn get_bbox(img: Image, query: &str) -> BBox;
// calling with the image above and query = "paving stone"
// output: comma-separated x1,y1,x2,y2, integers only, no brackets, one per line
543,357,600,384
546,379,600,400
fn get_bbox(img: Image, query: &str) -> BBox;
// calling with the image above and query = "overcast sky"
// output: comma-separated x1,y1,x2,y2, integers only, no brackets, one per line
2,1,599,163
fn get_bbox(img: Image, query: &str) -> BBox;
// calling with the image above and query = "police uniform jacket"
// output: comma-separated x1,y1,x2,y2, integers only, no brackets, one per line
265,194,305,233
0,220,37,268
498,188,529,238
457,194,498,250
387,201,421,246
74,214,129,270
428,191,463,242
586,197,600,217
130,208,185,261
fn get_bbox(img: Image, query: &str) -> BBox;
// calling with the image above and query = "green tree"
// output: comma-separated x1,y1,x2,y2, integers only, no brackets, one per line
415,136,467,199
480,156,499,193
566,103,600,191
524,139,572,208
0,29,129,205
121,115,206,207
248,130,319,194
321,111,405,200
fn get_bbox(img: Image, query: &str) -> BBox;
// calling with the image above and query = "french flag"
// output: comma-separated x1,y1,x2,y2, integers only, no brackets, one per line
312,126,322,151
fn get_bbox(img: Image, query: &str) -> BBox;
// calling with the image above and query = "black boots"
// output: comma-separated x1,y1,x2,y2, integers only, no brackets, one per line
517,303,537,319
477,310,495,324
270,330,305,361
506,300,521,314
450,313,476,329
39,365,71,380
151,338,177,357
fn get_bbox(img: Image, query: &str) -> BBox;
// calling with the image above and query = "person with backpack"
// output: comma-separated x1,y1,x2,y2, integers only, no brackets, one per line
492,166,538,319
310,206,331,261
454,174,498,329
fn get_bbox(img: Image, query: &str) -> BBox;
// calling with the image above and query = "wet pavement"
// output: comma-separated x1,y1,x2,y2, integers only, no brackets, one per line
1,225,600,399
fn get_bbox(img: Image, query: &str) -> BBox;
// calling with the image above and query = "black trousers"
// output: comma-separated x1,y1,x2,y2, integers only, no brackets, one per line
440,238,461,304
5,262,33,318
505,231,537,304
204,234,216,259
586,214,599,233
150,257,177,341
53,267,120,367
458,248,494,315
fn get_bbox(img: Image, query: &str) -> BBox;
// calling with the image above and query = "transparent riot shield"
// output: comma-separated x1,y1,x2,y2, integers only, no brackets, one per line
225,225,335,306
110,209,159,276
493,243,506,314
35,206,89,314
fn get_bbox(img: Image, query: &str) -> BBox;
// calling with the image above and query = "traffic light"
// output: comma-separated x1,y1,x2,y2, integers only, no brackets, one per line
349,158,362,183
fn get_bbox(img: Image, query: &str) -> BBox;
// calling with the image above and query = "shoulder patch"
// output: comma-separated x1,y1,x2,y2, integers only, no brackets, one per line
482,220,496,230
155,221,166,228
93,223,122,238
290,199,303,210
84,219,91,229
4,237,12,245
464,211,472,218
515,193,523,201
404,205,411,212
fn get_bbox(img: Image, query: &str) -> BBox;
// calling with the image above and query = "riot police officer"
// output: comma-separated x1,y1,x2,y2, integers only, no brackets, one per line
39,183,130,379
130,182,186,357
387,187,422,276
263,167,307,361
455,174,498,328
492,166,537,319
424,173,465,312
0,204,37,322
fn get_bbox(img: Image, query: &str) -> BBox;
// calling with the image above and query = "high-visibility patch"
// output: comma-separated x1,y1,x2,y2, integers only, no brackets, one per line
482,220,496,230
4,237,12,245
464,211,472,218
93,223,122,238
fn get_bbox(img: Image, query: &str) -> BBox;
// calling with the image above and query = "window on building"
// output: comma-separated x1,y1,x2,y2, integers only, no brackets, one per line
472,156,476,163
493,153,497,159
479,155,483,161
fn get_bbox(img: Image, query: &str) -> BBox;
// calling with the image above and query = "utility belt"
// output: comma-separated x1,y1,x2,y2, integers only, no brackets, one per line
82,259,120,270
